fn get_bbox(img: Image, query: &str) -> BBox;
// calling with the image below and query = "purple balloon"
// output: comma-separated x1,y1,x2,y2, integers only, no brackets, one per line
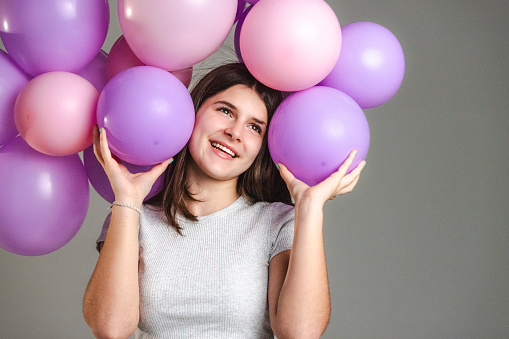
234,5,253,62
76,50,109,93
0,50,31,146
235,0,247,23
97,66,195,166
268,86,370,186
83,146,167,203
0,0,109,77
319,22,405,109
0,137,90,256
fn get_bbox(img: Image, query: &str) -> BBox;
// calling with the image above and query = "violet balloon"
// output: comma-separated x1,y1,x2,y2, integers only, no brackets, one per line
0,0,109,77
83,146,166,203
235,0,247,23
0,50,30,146
76,50,109,93
96,66,195,166
234,5,253,63
0,137,90,256
319,22,405,109
268,86,370,187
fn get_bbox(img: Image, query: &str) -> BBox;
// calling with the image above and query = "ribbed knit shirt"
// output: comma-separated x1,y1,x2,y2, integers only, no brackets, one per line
97,196,295,338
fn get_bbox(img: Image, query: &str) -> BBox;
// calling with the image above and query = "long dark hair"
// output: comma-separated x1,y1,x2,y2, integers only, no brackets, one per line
147,63,292,234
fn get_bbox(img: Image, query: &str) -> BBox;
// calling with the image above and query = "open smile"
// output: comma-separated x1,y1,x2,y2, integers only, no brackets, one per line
211,142,237,158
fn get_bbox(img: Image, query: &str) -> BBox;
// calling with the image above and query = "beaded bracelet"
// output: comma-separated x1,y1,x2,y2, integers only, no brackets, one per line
110,201,142,215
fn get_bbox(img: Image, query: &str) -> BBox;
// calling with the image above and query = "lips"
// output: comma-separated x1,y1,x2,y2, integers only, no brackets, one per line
210,141,237,158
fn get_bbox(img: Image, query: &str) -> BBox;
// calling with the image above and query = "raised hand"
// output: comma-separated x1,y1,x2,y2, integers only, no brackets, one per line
277,150,366,208
92,125,172,205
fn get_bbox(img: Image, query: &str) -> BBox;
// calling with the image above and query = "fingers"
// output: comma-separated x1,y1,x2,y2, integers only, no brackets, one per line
148,158,173,181
98,126,112,164
92,125,103,164
338,150,358,176
330,160,366,198
276,163,294,185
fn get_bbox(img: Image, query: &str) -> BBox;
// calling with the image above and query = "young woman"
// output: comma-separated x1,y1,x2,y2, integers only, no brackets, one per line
83,63,366,339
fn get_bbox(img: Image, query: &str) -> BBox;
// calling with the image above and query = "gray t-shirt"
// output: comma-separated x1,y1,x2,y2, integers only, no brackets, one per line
97,196,295,338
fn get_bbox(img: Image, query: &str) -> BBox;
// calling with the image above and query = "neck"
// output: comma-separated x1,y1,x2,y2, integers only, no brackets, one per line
185,164,241,218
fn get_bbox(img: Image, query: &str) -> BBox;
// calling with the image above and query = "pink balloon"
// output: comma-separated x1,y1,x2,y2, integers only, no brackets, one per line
107,35,193,88
171,67,193,89
0,136,89,256
14,72,99,156
0,50,31,146
0,0,109,77
268,86,370,186
118,0,237,71
319,22,405,109
76,50,109,92
240,0,341,91
83,146,166,203
106,35,145,80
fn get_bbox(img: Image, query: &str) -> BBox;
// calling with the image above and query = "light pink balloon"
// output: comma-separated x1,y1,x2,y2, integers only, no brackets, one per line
240,0,341,91
118,0,237,71
14,72,98,156
107,35,193,88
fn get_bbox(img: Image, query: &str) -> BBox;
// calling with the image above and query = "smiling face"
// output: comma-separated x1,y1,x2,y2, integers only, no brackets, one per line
187,84,268,185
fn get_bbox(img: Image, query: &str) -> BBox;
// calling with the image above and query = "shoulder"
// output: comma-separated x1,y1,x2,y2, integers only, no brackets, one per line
242,198,295,226
243,197,294,213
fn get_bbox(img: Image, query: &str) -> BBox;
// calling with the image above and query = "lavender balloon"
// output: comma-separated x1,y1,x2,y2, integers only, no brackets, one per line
0,50,30,146
319,22,405,109
0,137,90,256
83,146,166,203
0,0,109,76
97,66,195,166
268,86,370,187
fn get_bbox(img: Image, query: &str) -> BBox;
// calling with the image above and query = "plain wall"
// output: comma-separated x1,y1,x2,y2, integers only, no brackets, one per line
1,0,508,338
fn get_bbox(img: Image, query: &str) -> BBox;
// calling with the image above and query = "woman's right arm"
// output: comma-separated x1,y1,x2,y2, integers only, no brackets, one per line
83,126,171,339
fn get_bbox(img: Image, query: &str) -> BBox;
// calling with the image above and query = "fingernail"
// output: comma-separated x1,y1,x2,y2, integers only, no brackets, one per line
275,164,280,171
169,159,174,164
99,127,102,134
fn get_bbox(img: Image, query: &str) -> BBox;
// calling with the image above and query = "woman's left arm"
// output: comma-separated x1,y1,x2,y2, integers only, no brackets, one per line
269,150,366,339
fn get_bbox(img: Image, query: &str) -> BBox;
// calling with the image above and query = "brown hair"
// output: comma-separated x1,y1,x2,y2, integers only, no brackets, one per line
146,63,292,234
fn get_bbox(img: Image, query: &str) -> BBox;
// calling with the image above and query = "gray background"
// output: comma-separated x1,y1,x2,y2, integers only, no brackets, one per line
1,0,508,338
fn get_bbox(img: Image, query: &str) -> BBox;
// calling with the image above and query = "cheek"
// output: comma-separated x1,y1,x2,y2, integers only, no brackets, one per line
245,136,264,159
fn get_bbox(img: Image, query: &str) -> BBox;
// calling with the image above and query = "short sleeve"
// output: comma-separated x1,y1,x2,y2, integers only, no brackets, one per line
96,212,112,252
269,203,295,261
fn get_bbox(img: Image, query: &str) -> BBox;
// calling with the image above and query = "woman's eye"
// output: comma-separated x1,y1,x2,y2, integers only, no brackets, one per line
249,124,262,134
219,107,232,116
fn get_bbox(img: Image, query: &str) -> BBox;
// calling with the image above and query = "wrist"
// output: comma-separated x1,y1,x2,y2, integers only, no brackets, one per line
113,194,144,209
111,201,142,215
294,193,325,212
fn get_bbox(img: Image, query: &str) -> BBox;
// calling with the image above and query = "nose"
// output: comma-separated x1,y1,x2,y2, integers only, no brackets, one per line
225,122,242,141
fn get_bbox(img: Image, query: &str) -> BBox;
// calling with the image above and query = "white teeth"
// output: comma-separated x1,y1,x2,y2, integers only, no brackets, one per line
211,142,236,158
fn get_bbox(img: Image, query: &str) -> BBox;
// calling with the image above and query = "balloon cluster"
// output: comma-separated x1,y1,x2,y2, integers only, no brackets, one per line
234,0,405,186
0,0,404,255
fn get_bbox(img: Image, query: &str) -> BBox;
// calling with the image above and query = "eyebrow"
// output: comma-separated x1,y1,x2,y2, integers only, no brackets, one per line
215,100,267,126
